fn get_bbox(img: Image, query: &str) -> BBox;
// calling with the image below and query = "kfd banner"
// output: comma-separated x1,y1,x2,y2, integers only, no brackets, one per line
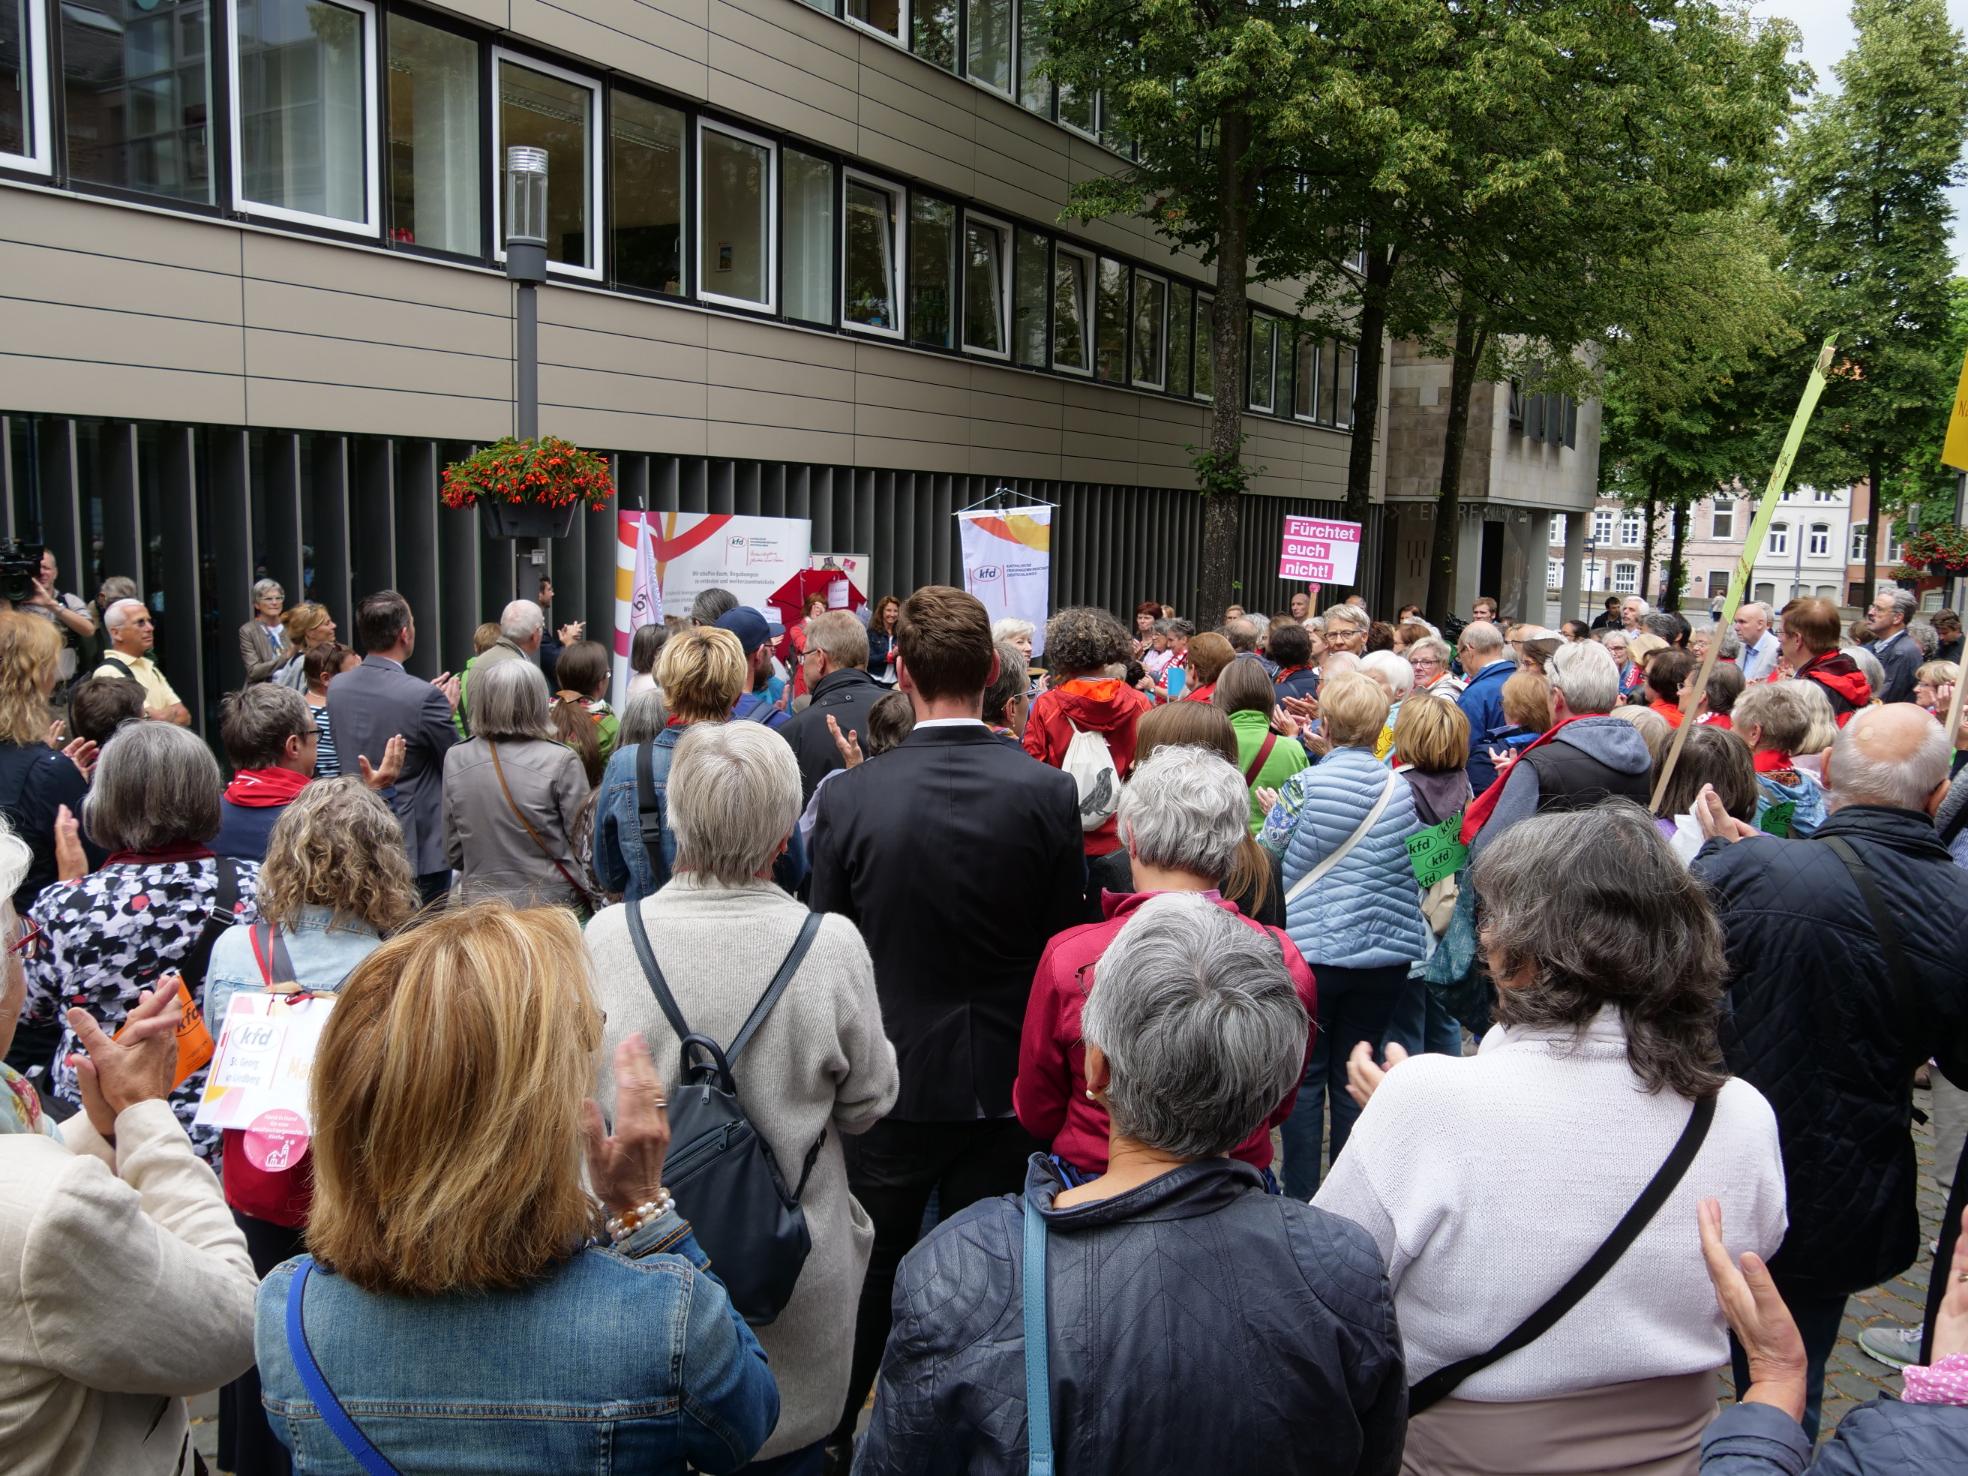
958,508,1052,659
1278,516,1363,585
613,512,812,698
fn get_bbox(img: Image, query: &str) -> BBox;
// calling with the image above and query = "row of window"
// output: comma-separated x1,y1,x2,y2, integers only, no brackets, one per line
0,0,1360,419
1507,384,1579,449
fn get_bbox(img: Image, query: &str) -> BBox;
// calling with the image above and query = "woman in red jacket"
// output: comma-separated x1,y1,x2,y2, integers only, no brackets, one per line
1013,743,1317,1183
1022,607,1151,858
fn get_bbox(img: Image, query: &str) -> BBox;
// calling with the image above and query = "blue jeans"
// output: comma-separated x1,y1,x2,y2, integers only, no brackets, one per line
1281,962,1411,1199
1729,1285,1848,1445
1385,972,1466,1058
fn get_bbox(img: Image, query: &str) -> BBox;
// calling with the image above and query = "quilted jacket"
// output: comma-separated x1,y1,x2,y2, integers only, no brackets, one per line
1691,806,1968,1294
1267,746,1429,970
1698,1395,1968,1474
854,1155,1407,1476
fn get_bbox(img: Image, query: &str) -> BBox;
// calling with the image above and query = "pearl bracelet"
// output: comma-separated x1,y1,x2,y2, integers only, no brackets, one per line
606,1189,676,1243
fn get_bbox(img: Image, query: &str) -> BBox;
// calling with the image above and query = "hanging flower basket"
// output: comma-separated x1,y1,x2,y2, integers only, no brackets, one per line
441,436,614,540
1894,526,1968,582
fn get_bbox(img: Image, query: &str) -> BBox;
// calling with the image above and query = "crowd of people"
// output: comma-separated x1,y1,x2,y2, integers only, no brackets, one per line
0,566,1966,1476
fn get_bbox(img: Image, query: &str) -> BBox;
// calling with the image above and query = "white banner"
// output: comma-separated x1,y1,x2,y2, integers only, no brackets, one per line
958,507,1052,658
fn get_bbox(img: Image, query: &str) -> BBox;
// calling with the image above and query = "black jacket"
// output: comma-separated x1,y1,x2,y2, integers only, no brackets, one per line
779,666,887,804
810,724,1084,1120
855,1156,1407,1476
1692,806,1968,1294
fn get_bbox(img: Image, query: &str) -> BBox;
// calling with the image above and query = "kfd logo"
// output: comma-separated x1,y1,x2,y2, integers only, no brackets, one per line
973,564,1003,581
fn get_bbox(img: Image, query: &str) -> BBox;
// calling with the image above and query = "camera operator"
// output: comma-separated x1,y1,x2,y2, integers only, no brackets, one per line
13,552,98,705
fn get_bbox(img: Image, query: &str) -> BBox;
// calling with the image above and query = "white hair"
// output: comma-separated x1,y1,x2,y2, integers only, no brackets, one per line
500,599,545,642
1458,619,1504,656
1321,650,1362,677
1847,646,1886,698
1323,604,1370,632
252,579,285,603
1547,639,1619,715
104,598,146,631
1622,596,1652,614
668,721,802,884
1360,649,1414,698
1116,745,1248,884
1828,706,1949,813
992,617,1035,643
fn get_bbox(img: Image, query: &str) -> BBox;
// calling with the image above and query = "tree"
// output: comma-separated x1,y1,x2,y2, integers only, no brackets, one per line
1774,0,1968,599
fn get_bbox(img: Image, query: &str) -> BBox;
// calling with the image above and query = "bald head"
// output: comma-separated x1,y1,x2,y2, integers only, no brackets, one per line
1826,704,1951,816
1458,620,1504,660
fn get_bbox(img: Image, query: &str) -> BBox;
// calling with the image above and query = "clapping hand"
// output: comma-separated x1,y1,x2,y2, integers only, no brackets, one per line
359,733,406,790
60,735,98,782
54,804,86,882
1282,695,1319,723
827,714,864,769
1269,705,1303,740
1488,745,1518,779
1934,1205,1968,1363
1699,1198,1808,1421
1254,786,1281,817
66,984,182,1139
1344,1040,1409,1108
558,621,585,647
581,1034,673,1220
1694,783,1760,844
432,672,462,711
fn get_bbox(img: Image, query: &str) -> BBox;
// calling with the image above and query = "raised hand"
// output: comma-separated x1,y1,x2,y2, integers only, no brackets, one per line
1344,1040,1409,1109
53,804,87,882
433,673,462,711
1699,1197,1807,1420
66,985,182,1138
580,1033,673,1219
60,736,98,782
360,733,407,790
827,714,864,769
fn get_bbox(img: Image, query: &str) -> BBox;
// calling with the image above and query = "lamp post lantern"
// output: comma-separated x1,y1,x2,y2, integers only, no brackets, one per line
504,146,549,443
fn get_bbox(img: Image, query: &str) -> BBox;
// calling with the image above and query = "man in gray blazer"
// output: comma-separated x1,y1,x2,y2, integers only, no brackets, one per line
329,590,462,902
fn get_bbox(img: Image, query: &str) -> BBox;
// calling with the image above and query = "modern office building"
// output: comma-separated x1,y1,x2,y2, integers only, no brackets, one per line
1,0,1404,726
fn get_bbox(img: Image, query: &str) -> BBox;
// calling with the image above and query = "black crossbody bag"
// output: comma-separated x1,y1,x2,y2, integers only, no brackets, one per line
1408,1093,1716,1415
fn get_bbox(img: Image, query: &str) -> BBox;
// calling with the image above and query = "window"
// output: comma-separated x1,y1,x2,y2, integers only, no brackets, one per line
1130,270,1166,389
64,0,213,202
1592,509,1614,545
962,211,1011,357
851,0,904,44
1547,559,1563,590
1754,581,1775,605
966,0,1012,93
1293,332,1317,420
1814,487,1837,502
1094,256,1126,382
3,0,51,172
611,93,685,294
1807,523,1830,558
1167,281,1192,399
1850,526,1868,562
913,0,955,70
495,52,601,276
697,120,775,310
1550,515,1568,547
1618,511,1642,547
909,194,956,348
385,16,478,253
1708,572,1729,598
1710,499,1735,540
1051,243,1092,374
843,172,903,336
1057,80,1093,135
1317,338,1339,426
232,0,379,234
1248,315,1277,414
1331,344,1355,428
1016,2,1049,111
1767,522,1788,556
1193,293,1214,401
1012,228,1047,367
1885,527,1903,564
782,149,835,324
1613,563,1638,595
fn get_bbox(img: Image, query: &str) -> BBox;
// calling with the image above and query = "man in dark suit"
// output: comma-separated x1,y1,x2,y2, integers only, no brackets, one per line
778,608,885,803
810,585,1084,1463
329,591,461,903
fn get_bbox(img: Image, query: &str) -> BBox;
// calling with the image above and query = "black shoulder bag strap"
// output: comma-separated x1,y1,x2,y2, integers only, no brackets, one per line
1822,835,1931,1062
179,854,241,996
1408,1093,1717,1416
636,739,664,856
623,895,694,1047
99,655,134,681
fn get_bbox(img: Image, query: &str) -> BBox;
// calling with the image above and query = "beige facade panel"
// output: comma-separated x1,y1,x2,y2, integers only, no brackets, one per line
707,348,857,403
712,314,857,368
545,403,712,457
244,278,511,360
511,0,709,97
0,239,241,326
855,433,971,473
542,287,710,348
709,64,859,153
243,328,510,405
711,0,859,78
0,187,235,273
244,377,499,442
707,383,854,435
8,298,238,376
242,231,505,316
707,421,856,463
0,354,246,425
543,359,712,420
538,323,708,387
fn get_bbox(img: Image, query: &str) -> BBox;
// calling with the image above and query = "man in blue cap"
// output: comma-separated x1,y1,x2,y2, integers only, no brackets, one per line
715,606,791,729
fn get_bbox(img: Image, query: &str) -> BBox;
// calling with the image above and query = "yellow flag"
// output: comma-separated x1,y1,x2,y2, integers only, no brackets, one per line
1944,350,1968,471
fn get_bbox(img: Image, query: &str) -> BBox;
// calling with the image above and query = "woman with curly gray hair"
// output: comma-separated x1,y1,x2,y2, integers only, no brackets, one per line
1314,802,1787,1475
1021,607,1150,860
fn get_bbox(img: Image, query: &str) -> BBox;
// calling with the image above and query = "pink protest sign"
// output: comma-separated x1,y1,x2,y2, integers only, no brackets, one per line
1278,516,1363,584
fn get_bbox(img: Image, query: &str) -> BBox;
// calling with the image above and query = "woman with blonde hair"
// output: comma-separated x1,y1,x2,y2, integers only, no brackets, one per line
0,611,94,925
254,905,779,1471
202,779,418,1476
270,603,337,689
594,627,747,901
1622,632,1669,705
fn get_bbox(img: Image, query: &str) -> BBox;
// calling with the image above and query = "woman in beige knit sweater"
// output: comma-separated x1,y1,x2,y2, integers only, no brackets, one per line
0,817,258,1475
585,720,899,1469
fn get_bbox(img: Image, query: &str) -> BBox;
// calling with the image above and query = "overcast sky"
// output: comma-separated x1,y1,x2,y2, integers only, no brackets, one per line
1751,0,1968,267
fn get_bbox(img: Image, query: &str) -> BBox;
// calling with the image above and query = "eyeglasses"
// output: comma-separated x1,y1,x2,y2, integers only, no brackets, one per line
9,920,44,959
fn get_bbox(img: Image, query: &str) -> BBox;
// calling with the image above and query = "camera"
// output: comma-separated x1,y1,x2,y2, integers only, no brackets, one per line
0,542,43,606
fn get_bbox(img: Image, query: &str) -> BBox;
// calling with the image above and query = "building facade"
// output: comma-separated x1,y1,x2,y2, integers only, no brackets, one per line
1,0,1386,729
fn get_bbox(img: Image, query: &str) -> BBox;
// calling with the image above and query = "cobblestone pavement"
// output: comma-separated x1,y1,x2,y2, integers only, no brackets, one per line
187,1088,1951,1466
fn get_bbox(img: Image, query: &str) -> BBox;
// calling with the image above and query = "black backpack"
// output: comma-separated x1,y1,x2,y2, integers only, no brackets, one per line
623,901,824,1324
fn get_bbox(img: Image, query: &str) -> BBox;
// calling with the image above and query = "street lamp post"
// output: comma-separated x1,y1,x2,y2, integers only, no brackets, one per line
504,146,549,442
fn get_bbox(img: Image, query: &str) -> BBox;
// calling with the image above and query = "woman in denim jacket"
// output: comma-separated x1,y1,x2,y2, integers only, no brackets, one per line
253,905,779,1474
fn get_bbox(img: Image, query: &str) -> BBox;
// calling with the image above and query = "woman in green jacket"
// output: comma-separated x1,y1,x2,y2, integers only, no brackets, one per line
1215,656,1310,833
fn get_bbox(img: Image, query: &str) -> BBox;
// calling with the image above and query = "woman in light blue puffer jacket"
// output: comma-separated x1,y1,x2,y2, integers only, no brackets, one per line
1260,671,1428,1198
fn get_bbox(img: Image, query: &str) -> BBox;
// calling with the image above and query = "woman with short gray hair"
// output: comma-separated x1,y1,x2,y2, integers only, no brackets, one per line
861,892,1404,1476
1015,745,1316,1182
238,578,288,683
21,722,261,1162
1315,803,1786,1475
441,658,591,908
583,720,898,1470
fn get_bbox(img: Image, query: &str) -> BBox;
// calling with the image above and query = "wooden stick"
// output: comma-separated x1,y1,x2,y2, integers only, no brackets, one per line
1651,339,1837,815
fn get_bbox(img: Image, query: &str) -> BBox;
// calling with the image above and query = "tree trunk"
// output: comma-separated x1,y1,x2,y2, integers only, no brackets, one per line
1339,242,1397,541
1423,299,1483,619
1664,496,1689,611
1196,112,1252,626
1863,451,1883,600
1640,472,1661,607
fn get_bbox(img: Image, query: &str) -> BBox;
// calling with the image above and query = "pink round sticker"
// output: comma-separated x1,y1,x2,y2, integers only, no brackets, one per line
242,1108,309,1172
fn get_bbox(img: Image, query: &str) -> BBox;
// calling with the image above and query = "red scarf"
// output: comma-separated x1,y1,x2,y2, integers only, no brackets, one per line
223,767,312,808
1273,665,1312,686
1459,715,1593,845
